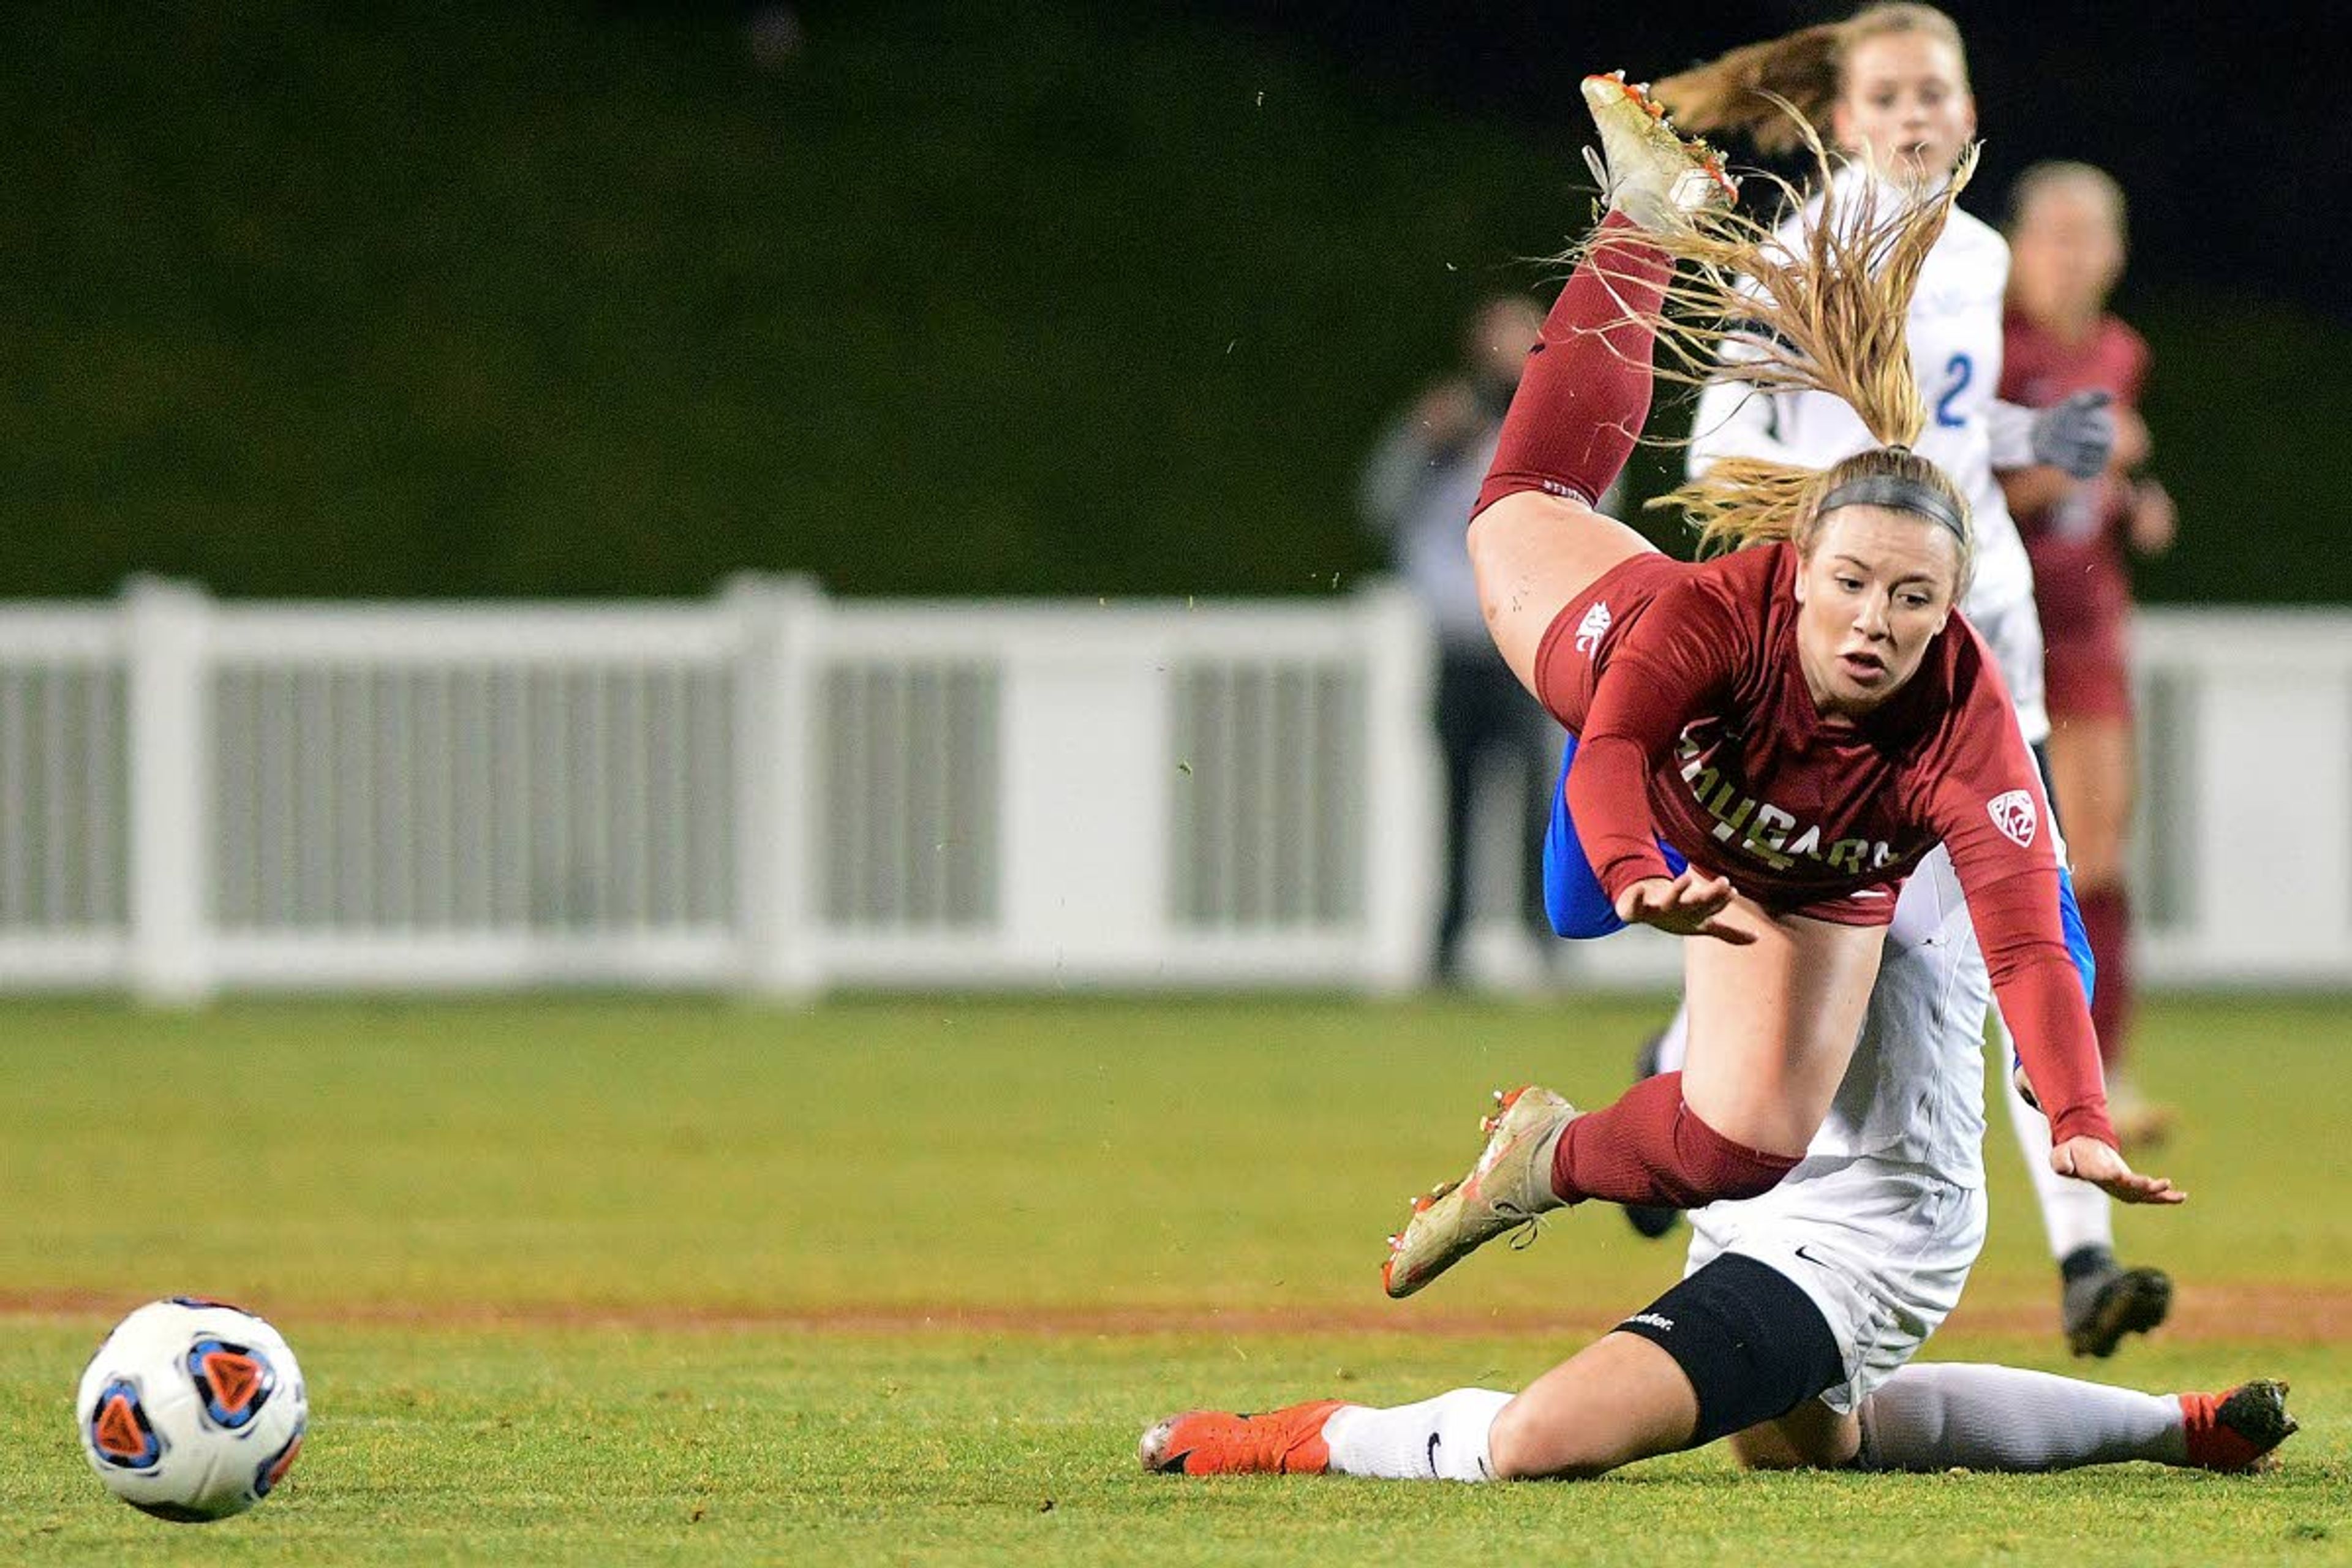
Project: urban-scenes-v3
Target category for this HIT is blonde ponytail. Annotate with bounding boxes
[1605,124,1974,445]
[1567,115,1977,583]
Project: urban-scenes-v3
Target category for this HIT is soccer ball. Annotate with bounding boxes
[75,1297,308,1523]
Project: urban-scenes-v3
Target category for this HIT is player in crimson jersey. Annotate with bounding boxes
[1379,68,2178,1306]
[1137,80,2280,1485]
[1615,6,2171,1362]
[2001,161,2177,1149]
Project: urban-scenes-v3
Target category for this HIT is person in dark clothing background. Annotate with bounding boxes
[1360,295,1589,987]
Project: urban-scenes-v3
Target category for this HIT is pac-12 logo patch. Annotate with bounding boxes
[1987,789,2038,848]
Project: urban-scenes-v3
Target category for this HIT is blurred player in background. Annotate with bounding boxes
[1360,296,1568,989]
[1144,75,2283,1486]
[1615,2,2172,1359]
[1375,70,2178,1310]
[2001,162,2177,1151]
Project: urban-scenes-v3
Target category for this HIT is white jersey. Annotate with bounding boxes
[1687,165,2048,745]
[1681,846,1992,1407]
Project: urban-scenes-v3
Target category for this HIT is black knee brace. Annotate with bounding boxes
[1613,1253,1847,1446]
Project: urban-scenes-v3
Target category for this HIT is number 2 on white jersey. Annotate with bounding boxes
[1934,352,1973,428]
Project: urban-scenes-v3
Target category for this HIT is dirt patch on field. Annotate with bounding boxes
[4,1283,2343,1343]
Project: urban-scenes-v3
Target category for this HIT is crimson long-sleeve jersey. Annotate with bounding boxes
[1535,542,2113,1147]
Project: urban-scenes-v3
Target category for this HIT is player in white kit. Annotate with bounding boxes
[1618,2,2171,1360]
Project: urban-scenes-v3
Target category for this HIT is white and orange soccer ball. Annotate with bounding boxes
[75,1297,308,1522]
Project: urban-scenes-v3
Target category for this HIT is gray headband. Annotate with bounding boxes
[1815,471,1969,548]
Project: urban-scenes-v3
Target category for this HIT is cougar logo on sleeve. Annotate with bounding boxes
[1987,789,2038,848]
[1574,601,1612,657]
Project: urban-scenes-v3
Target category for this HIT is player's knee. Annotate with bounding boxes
[2067,844,2124,891]
[1725,1426,1796,1470]
[1619,1255,1847,1455]
[1727,1414,1860,1471]
[2061,801,2128,888]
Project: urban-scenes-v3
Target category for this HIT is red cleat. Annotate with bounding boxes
[2180,1380,2297,1472]
[1138,1400,1351,1476]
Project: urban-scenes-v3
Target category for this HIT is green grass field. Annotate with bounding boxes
[4,995,2348,1564]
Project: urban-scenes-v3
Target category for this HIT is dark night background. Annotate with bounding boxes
[0,2,2342,604]
[1199,1,2340,320]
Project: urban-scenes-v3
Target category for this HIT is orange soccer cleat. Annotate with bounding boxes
[2180,1380,2297,1472]
[1138,1400,1351,1477]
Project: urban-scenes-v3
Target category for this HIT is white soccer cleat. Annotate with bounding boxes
[1580,71,1738,233]
[1382,1085,1578,1298]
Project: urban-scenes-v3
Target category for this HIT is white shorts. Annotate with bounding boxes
[1684,1156,1987,1413]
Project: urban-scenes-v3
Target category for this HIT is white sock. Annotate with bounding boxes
[1996,1017,2113,1262]
[1857,1363,2184,1472]
[1323,1389,1513,1482]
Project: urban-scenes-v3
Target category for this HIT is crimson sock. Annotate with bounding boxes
[1475,212,1673,515]
[2179,1387,2294,1472]
[1549,1071,1800,1208]
[2078,885,2132,1069]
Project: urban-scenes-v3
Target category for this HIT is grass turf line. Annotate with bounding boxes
[3,996,2348,1563]
[7,1327,2344,1567]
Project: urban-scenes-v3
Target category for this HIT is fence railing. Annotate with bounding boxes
[0,578,2342,1000]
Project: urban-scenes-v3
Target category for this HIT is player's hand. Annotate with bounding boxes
[2113,405,2152,470]
[2029,389,2116,480]
[2052,1136,2185,1205]
[2127,478,2177,556]
[1614,869,1756,945]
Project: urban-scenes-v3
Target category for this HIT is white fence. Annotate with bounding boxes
[2130,611,2352,985]
[0,578,2343,1001]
